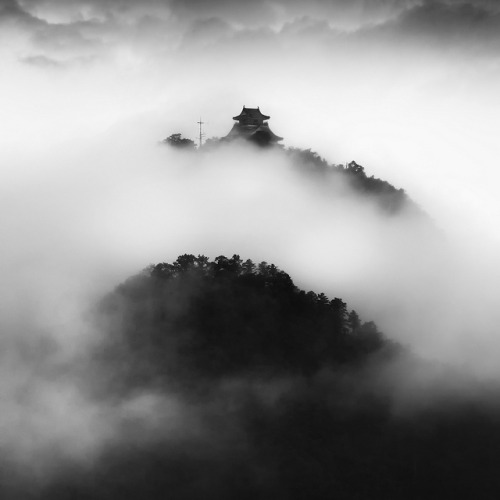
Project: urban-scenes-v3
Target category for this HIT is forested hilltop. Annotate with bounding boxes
[95,254,389,391]
[35,255,500,500]
[168,137,419,216]
[285,148,412,215]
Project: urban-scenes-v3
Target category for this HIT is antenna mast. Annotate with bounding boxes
[197,117,205,148]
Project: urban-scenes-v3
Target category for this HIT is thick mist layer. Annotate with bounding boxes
[0,133,498,495]
[2,0,500,495]
[2,130,498,362]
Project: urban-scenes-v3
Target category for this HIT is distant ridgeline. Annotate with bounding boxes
[163,106,413,215]
[286,149,412,215]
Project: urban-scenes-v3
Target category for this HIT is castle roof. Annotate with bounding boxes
[233,106,270,122]
[223,105,282,146]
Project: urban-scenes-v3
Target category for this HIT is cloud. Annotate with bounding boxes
[7,0,500,71]
[0,0,28,18]
[179,16,235,49]
[373,0,500,49]
[20,53,63,66]
[5,0,500,69]
[0,0,42,26]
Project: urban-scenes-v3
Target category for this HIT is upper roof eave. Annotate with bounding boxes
[233,106,270,121]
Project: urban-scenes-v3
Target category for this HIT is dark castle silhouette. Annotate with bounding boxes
[163,105,283,148]
[223,106,283,146]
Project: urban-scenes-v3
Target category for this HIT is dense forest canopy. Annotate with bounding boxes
[95,253,388,392]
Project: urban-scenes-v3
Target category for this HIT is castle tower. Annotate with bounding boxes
[224,106,283,146]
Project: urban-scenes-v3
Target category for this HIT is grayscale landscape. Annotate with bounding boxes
[1,0,500,498]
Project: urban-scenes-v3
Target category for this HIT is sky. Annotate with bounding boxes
[1,0,500,479]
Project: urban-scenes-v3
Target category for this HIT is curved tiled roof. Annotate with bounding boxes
[233,106,270,121]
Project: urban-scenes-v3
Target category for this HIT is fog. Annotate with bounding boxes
[2,0,500,490]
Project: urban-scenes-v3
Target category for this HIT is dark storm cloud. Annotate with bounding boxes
[12,0,411,31]
[18,0,275,24]
[265,0,500,55]
[0,0,42,25]
[179,17,235,49]
[0,0,106,62]
[7,0,500,61]
[16,0,499,23]
[378,0,500,42]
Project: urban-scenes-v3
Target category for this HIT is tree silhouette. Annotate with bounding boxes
[163,133,195,149]
[95,254,389,387]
